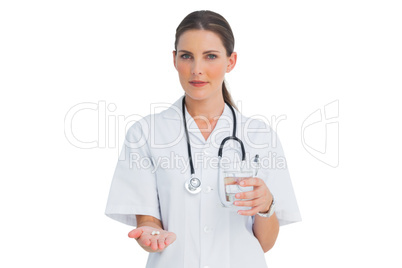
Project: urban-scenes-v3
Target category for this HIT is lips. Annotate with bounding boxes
[189,80,208,87]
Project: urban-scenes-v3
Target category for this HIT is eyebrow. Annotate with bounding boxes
[178,50,221,54]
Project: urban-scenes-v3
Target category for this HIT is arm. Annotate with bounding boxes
[253,212,279,253]
[234,178,279,253]
[136,215,163,229]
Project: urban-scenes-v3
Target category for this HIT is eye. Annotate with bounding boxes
[207,54,217,59]
[180,54,192,59]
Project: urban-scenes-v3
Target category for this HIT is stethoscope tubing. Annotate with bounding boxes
[182,95,246,194]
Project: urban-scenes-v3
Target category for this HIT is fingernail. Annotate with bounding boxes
[240,181,245,186]
[237,211,242,215]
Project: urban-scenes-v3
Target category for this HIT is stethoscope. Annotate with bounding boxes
[182,95,246,194]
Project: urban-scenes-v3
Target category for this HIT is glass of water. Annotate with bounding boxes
[219,170,254,208]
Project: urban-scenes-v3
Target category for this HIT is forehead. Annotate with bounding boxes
[177,30,225,52]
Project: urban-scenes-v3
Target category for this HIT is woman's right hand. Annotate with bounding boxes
[128,226,177,253]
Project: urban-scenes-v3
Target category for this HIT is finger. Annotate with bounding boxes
[235,187,264,200]
[237,206,260,216]
[142,239,151,247]
[137,233,151,247]
[239,177,263,187]
[234,198,264,208]
[165,233,176,246]
[128,228,143,239]
[150,237,158,251]
[157,237,166,250]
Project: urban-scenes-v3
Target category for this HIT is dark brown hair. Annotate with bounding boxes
[174,10,237,110]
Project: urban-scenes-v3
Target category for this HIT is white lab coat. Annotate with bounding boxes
[105,95,302,268]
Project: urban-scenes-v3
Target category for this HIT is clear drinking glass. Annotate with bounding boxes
[219,170,254,207]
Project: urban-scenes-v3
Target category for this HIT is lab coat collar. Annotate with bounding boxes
[161,95,235,144]
[161,95,185,121]
[161,95,233,126]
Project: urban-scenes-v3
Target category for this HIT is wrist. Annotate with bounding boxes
[257,195,275,218]
[259,196,273,213]
[137,221,163,230]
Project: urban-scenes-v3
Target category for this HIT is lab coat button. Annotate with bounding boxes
[204,186,212,193]
[204,226,214,233]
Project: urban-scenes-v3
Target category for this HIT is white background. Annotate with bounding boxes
[1,0,401,267]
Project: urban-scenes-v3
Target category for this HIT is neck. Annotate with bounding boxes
[185,95,225,121]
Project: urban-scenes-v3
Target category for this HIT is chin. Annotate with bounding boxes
[182,88,206,99]
[183,92,211,102]
[183,89,221,102]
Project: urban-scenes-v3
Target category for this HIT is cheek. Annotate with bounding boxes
[206,63,227,79]
[176,62,189,77]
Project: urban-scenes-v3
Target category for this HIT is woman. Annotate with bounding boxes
[105,10,301,268]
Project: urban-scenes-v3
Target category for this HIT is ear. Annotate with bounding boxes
[173,50,177,70]
[226,52,237,73]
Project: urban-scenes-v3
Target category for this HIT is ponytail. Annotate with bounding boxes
[222,80,237,110]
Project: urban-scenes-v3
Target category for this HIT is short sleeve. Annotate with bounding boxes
[105,120,160,226]
[251,122,302,227]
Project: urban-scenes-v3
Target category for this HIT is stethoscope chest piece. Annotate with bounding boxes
[185,176,202,194]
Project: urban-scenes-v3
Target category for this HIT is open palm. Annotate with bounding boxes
[128,226,177,253]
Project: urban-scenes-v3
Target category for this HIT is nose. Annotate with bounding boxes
[191,59,203,75]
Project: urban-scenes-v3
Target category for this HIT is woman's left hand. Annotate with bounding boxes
[234,177,273,216]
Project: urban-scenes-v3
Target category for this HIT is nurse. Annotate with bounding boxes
[105,10,301,268]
